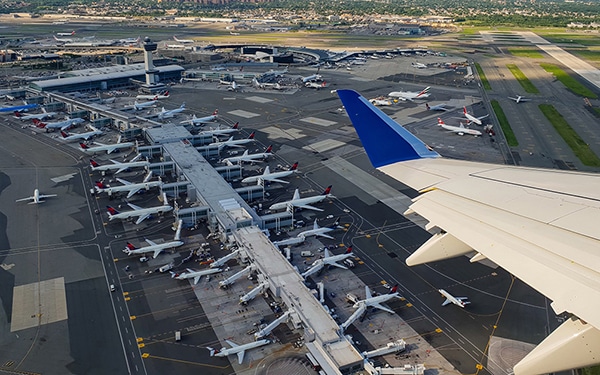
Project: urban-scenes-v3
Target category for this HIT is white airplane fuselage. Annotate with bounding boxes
[241,169,295,184]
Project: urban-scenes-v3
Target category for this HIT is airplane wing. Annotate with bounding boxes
[225,339,238,348]
[115,178,132,186]
[193,276,201,285]
[125,188,142,199]
[15,196,34,202]
[127,203,143,210]
[236,350,245,364]
[135,213,151,225]
[262,177,290,184]
[327,262,348,269]
[152,249,162,258]
[336,89,600,375]
[442,298,452,306]
[145,239,158,246]
[38,194,57,199]
[295,204,323,212]
[315,233,335,240]
[370,303,395,314]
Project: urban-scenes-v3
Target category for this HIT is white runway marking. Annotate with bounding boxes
[228,109,260,118]
[245,96,273,104]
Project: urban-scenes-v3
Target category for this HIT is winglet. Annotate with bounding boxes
[336,90,438,168]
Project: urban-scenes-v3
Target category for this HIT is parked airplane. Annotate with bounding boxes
[95,171,162,198]
[252,78,284,91]
[296,218,341,240]
[508,95,532,103]
[123,220,183,258]
[241,162,299,184]
[57,31,75,36]
[412,62,427,69]
[462,106,488,125]
[207,339,271,364]
[13,108,56,121]
[16,189,57,204]
[183,110,219,126]
[172,267,222,285]
[106,192,172,225]
[437,118,482,136]
[158,103,186,120]
[60,126,102,142]
[341,285,402,331]
[209,132,255,150]
[369,98,392,106]
[301,247,354,279]
[425,103,449,111]
[439,289,470,308]
[198,122,238,137]
[79,136,134,155]
[388,86,430,101]
[335,89,600,375]
[53,35,74,43]
[133,99,157,111]
[173,36,194,44]
[0,102,39,113]
[221,145,272,165]
[268,185,333,212]
[34,117,84,132]
[354,285,402,314]
[301,73,322,83]
[136,91,169,100]
[89,154,150,174]
[305,80,328,90]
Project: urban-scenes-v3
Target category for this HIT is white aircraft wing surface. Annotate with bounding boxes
[295,203,323,211]
[127,202,143,210]
[370,303,394,314]
[336,89,600,375]
[145,239,158,246]
[135,213,151,225]
[116,178,132,186]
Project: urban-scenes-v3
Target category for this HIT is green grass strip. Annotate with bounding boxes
[490,100,518,147]
[540,63,598,99]
[538,104,600,166]
[507,48,544,58]
[474,63,492,91]
[506,64,540,94]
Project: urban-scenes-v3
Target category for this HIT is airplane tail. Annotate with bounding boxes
[322,185,332,195]
[13,111,22,117]
[290,162,298,171]
[106,206,119,216]
[345,246,353,254]
[60,131,69,138]
[336,90,439,168]
[206,347,217,356]
[95,181,106,190]
[437,117,445,126]
[425,103,430,110]
[90,159,100,168]
[265,145,273,153]
[248,132,255,140]
[232,122,238,129]
[79,143,89,149]
[390,284,398,294]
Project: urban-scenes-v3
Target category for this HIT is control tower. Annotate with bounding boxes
[141,37,165,93]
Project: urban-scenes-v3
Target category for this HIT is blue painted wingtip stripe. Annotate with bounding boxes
[337,90,439,168]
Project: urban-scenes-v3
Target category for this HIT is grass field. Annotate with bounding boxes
[475,63,492,90]
[506,64,540,93]
[508,48,544,58]
[542,33,600,46]
[538,104,600,166]
[540,63,598,98]
[491,100,518,147]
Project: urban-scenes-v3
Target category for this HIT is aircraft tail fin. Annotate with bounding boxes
[345,246,353,254]
[322,185,332,195]
[248,132,255,140]
[290,162,298,171]
[90,159,100,168]
[107,206,119,216]
[425,103,430,110]
[336,90,439,168]
[79,143,88,149]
